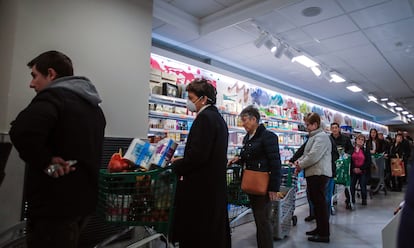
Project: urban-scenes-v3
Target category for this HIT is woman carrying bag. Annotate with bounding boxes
[228,105,282,248]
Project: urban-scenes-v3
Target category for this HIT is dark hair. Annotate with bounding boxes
[304,112,321,128]
[27,50,73,78]
[368,128,378,140]
[240,105,260,123]
[186,78,216,104]
[330,122,340,128]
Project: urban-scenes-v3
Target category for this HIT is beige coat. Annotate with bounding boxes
[298,127,332,178]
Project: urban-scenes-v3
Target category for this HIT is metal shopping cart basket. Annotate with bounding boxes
[96,166,176,248]
[271,185,296,240]
[332,157,352,212]
[226,165,251,228]
[370,154,387,195]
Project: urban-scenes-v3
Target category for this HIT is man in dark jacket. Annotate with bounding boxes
[330,123,353,154]
[9,51,106,248]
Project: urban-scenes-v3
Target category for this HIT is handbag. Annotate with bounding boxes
[241,169,269,195]
[391,155,405,177]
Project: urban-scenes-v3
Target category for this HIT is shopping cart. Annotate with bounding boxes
[370,154,387,195]
[96,166,176,248]
[271,185,297,240]
[226,165,251,228]
[332,157,352,213]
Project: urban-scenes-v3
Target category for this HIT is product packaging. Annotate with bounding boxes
[150,138,178,168]
[123,139,154,170]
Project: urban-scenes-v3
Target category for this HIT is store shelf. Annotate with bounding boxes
[148,128,189,134]
[268,128,307,135]
[149,110,195,120]
[149,94,187,106]
[265,116,304,125]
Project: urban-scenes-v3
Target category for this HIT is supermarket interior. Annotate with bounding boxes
[1,0,414,247]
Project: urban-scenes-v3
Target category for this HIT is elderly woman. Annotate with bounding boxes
[229,105,281,248]
[295,112,331,243]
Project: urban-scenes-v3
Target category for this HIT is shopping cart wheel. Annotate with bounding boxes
[292,215,297,226]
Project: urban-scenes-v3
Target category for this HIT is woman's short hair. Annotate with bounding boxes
[304,112,321,128]
[355,134,366,142]
[186,78,217,104]
[240,105,260,123]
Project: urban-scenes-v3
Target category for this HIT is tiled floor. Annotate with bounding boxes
[231,188,405,248]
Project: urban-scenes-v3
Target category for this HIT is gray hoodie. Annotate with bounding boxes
[45,76,102,105]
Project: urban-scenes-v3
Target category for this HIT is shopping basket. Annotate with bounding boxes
[97,166,176,246]
[271,186,296,240]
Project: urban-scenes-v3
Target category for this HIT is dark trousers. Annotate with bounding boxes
[398,202,414,248]
[27,216,88,248]
[308,178,334,218]
[306,175,330,237]
[249,194,273,248]
[350,173,368,202]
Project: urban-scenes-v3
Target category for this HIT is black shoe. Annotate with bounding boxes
[308,235,330,243]
[346,203,351,209]
[306,229,318,236]
[362,200,367,205]
[304,216,315,222]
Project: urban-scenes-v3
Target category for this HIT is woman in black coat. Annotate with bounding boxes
[350,134,372,206]
[389,133,405,191]
[229,105,282,248]
[171,79,231,248]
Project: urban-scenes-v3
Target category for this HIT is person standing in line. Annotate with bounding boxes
[171,79,231,248]
[397,158,414,248]
[228,105,282,248]
[295,112,331,243]
[389,133,406,192]
[349,134,372,206]
[330,122,353,209]
[9,50,106,248]
[366,128,384,154]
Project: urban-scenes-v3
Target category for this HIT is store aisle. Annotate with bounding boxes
[231,190,405,248]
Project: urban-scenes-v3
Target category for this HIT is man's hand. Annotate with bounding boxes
[44,156,76,178]
[294,161,301,175]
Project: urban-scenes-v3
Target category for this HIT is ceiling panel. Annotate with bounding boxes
[253,10,297,34]
[153,23,199,43]
[302,15,359,40]
[214,0,243,7]
[279,28,315,46]
[152,17,165,29]
[335,0,389,12]
[349,0,413,29]
[321,31,370,53]
[277,0,344,27]
[169,0,224,18]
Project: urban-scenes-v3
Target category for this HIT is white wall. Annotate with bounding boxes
[0,0,153,233]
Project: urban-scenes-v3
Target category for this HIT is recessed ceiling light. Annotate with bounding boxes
[387,102,397,107]
[368,95,377,102]
[346,85,362,92]
[302,7,322,17]
[329,72,346,83]
[395,107,403,111]
[380,98,388,101]
[402,111,409,115]
[292,55,319,68]
[407,114,414,118]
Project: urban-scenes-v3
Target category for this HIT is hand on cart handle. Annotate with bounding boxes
[269,191,280,201]
[293,161,301,175]
[227,156,239,166]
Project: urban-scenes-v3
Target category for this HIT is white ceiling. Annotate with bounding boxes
[151,0,414,127]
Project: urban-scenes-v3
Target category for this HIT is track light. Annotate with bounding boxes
[274,42,287,58]
[284,49,295,60]
[264,40,276,53]
[329,72,346,83]
[254,32,269,48]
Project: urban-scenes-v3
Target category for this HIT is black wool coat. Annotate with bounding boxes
[171,105,231,248]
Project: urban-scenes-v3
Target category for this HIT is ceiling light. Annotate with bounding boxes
[387,102,397,107]
[395,106,403,111]
[329,72,346,83]
[284,49,295,60]
[380,98,388,101]
[407,114,414,118]
[346,85,362,92]
[274,43,287,58]
[402,111,409,115]
[254,32,269,48]
[264,40,276,53]
[311,66,322,77]
[292,55,319,68]
[368,94,377,102]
